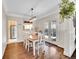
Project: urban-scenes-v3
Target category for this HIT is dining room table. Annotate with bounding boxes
[27,32,46,56]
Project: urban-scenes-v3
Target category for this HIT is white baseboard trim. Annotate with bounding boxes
[45,40,76,57]
[7,39,24,44]
[45,40,64,48]
[16,40,24,43]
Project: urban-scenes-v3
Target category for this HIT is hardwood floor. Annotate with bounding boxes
[3,42,75,59]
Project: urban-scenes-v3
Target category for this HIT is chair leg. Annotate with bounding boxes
[23,40,25,47]
[33,42,36,56]
[43,41,45,51]
[27,41,29,52]
[37,43,40,55]
[25,42,27,49]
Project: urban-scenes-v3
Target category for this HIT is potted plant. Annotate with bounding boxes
[59,0,75,22]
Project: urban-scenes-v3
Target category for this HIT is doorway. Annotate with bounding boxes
[8,20,17,43]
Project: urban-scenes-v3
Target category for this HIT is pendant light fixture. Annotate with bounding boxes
[29,8,37,22]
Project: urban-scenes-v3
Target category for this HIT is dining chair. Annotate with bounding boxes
[23,32,31,49]
[37,33,45,55]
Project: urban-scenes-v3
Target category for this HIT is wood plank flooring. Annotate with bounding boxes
[3,42,75,59]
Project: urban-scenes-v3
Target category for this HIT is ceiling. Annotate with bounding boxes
[3,0,60,19]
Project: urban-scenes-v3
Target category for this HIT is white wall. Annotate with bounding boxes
[2,10,8,56]
[33,17,48,32]
[16,18,24,42]
[64,18,75,57]
[56,17,76,57]
[33,14,56,32]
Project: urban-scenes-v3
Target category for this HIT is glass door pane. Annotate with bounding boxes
[10,25,17,39]
[51,20,56,41]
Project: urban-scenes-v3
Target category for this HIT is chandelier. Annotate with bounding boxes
[24,8,36,30]
[29,8,37,22]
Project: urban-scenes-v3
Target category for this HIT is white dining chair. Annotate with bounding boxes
[37,33,45,55]
[23,32,31,49]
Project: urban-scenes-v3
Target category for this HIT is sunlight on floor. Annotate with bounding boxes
[8,39,17,44]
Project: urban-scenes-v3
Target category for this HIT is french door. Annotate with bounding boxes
[44,20,56,41]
